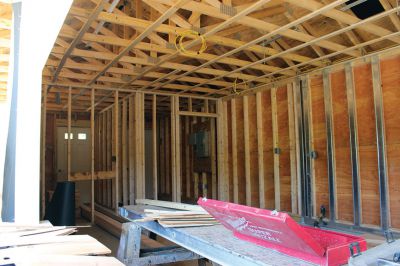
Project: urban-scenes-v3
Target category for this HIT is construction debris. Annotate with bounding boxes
[0,222,123,266]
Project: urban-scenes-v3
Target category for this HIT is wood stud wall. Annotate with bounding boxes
[53,52,400,232]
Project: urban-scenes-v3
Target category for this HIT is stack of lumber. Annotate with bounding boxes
[135,199,219,228]
[0,222,123,266]
[139,209,219,228]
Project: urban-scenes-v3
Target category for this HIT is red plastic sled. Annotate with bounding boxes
[198,198,367,266]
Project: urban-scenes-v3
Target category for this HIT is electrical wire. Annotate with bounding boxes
[175,30,207,56]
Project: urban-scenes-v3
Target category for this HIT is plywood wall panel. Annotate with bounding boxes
[353,64,380,226]
[276,87,291,212]
[330,70,354,222]
[381,55,400,228]
[309,76,330,217]
[248,94,260,207]
[236,98,246,204]
[261,91,275,209]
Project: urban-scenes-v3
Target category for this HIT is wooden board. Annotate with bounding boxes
[276,86,291,212]
[330,70,354,222]
[247,94,259,207]
[353,63,380,226]
[309,75,329,217]
[261,91,275,209]
[381,55,400,229]
[235,97,246,205]
[226,101,234,201]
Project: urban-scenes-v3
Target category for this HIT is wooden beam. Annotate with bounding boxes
[178,111,218,118]
[40,88,47,218]
[271,87,280,210]
[152,94,158,200]
[128,96,135,203]
[256,92,265,208]
[287,83,297,214]
[231,99,238,203]
[51,0,107,84]
[122,99,128,205]
[91,88,95,223]
[67,87,72,180]
[114,91,119,212]
[243,95,251,206]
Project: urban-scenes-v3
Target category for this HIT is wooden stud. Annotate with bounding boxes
[175,96,181,202]
[210,106,217,199]
[67,87,72,180]
[287,83,298,214]
[271,87,280,210]
[40,88,47,218]
[217,99,228,201]
[165,116,170,195]
[256,92,265,208]
[185,116,191,198]
[243,95,251,206]
[128,96,135,203]
[114,91,119,212]
[152,94,158,200]
[90,88,95,223]
[122,99,128,205]
[231,99,238,203]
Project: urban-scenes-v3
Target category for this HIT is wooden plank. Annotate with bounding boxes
[171,96,177,201]
[185,116,190,198]
[67,87,71,180]
[293,81,302,214]
[8,254,123,266]
[222,101,230,201]
[231,99,238,203]
[271,87,280,210]
[135,93,145,199]
[175,96,181,202]
[159,117,165,195]
[135,199,204,212]
[381,55,400,229]
[114,91,119,211]
[248,95,259,207]
[178,111,218,118]
[243,95,251,206]
[102,113,107,205]
[122,99,128,205]
[309,75,329,218]
[128,96,135,204]
[210,108,217,200]
[217,99,227,200]
[165,116,170,195]
[276,86,291,212]
[91,88,95,223]
[354,63,380,226]
[107,110,112,208]
[152,95,158,200]
[235,98,246,204]
[256,92,265,208]
[287,84,297,214]
[331,70,354,222]
[41,89,47,218]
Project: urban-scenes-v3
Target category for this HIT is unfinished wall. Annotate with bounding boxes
[220,53,400,231]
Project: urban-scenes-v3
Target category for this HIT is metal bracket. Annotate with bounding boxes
[385,230,396,244]
[274,147,281,155]
[349,242,362,258]
[220,3,237,16]
[309,151,318,159]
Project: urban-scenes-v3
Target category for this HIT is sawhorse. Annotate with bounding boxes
[117,222,206,265]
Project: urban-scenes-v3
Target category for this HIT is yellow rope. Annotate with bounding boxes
[231,76,248,95]
[175,30,207,56]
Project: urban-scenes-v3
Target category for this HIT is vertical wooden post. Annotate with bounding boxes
[107,110,112,208]
[287,84,298,214]
[122,99,128,205]
[231,99,238,203]
[165,116,170,195]
[171,95,181,202]
[114,91,119,212]
[371,55,390,230]
[40,88,47,218]
[210,105,217,199]
[185,116,190,198]
[243,95,251,206]
[90,88,95,223]
[271,87,280,210]
[217,99,227,200]
[152,94,158,200]
[256,92,265,208]
[135,92,145,199]
[67,86,72,180]
[128,96,135,203]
